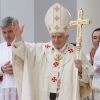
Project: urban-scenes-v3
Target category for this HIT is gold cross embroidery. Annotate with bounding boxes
[54,5,60,12]
[54,16,60,21]
[55,25,60,30]
[64,26,68,32]
[69,8,91,52]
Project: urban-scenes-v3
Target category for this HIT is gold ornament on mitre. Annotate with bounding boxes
[45,3,71,35]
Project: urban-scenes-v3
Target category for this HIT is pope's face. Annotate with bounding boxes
[1,24,15,43]
[51,32,69,49]
[92,31,100,49]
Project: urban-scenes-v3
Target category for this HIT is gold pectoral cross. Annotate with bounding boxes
[70,8,91,52]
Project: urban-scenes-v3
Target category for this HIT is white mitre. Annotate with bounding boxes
[45,3,71,35]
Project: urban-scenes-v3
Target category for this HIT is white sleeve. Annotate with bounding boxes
[12,39,25,61]
[12,38,37,62]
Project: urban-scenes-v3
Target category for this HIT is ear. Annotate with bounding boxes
[20,25,24,34]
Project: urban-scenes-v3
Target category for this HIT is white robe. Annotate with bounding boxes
[0,42,16,88]
[92,43,100,100]
[12,40,93,100]
[0,42,18,100]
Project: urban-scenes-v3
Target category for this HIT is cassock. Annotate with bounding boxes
[12,41,93,100]
[0,42,18,100]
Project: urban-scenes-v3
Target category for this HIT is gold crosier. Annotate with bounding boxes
[69,8,91,100]
[70,8,91,54]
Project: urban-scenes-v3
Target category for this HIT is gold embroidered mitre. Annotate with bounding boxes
[45,3,71,34]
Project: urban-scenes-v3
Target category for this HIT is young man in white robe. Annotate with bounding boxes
[12,3,93,100]
[0,17,19,100]
[92,42,100,100]
[86,28,100,100]
[87,28,100,65]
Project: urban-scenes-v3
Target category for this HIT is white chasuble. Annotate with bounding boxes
[12,41,92,100]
